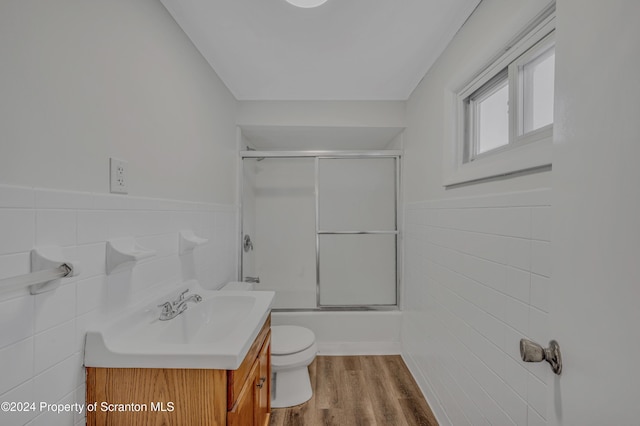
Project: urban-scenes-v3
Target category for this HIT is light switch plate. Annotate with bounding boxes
[110,158,128,194]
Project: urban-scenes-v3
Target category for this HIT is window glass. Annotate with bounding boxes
[476,82,510,155]
[523,47,555,133]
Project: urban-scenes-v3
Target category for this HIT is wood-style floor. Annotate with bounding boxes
[270,355,438,426]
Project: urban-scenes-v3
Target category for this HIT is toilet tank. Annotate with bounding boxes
[220,281,255,291]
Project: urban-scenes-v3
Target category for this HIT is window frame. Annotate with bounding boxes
[443,10,556,187]
[465,67,510,163]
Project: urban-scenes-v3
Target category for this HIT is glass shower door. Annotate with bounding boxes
[317,157,398,306]
[242,157,317,309]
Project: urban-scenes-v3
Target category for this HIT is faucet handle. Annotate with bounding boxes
[174,289,189,304]
[157,301,173,315]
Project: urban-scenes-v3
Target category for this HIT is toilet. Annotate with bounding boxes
[219,282,318,408]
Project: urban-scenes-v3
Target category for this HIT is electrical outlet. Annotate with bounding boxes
[110,158,128,194]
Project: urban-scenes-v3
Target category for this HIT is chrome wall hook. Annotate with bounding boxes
[243,234,254,252]
[520,338,562,375]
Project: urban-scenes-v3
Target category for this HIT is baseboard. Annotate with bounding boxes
[401,352,452,426]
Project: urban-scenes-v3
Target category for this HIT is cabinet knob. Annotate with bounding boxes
[256,377,266,389]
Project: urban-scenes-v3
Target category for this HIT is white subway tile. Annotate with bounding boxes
[76,276,106,316]
[74,384,86,425]
[106,211,136,238]
[463,207,531,239]
[437,371,474,426]
[29,395,76,426]
[0,295,34,349]
[528,405,547,426]
[456,230,508,265]
[505,267,530,303]
[35,188,93,210]
[404,193,551,426]
[461,255,507,293]
[136,233,178,258]
[74,243,106,279]
[104,270,134,312]
[531,207,552,242]
[0,210,35,255]
[34,354,82,404]
[527,372,547,420]
[531,241,552,278]
[528,307,549,347]
[503,355,528,399]
[504,325,526,361]
[0,252,30,281]
[131,256,180,295]
[0,191,236,426]
[34,283,76,333]
[0,337,33,395]
[475,311,506,350]
[75,309,103,355]
[530,273,550,312]
[34,319,76,374]
[92,193,131,211]
[505,296,529,336]
[497,385,528,426]
[36,210,76,247]
[506,238,531,271]
[0,380,37,425]
[450,352,509,426]
[76,211,109,245]
[0,184,35,208]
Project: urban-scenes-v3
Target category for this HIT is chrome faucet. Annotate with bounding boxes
[158,289,202,321]
[244,276,260,284]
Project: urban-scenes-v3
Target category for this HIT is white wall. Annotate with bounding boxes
[401,1,555,425]
[548,1,640,424]
[0,1,238,425]
[0,0,237,204]
[403,0,554,203]
[236,101,405,128]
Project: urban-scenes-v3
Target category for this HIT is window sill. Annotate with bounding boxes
[442,137,552,187]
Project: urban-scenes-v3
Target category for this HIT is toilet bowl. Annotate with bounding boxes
[270,325,317,408]
[219,282,318,408]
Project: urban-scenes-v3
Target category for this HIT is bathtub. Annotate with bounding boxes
[271,310,401,355]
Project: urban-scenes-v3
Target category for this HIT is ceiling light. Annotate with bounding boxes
[285,0,328,8]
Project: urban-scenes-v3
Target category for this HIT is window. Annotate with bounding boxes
[443,6,555,186]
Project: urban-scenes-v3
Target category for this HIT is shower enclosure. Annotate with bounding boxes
[240,151,400,310]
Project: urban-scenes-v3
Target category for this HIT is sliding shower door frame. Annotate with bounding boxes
[240,150,402,312]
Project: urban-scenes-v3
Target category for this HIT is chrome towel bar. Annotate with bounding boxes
[0,264,72,293]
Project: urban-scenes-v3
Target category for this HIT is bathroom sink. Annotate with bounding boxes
[84,281,274,370]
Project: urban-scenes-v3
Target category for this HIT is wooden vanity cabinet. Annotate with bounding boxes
[227,317,271,426]
[86,315,271,426]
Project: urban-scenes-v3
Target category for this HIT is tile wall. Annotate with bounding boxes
[402,189,552,426]
[0,184,237,426]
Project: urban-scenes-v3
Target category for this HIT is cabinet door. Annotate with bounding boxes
[228,361,258,426]
[255,335,271,426]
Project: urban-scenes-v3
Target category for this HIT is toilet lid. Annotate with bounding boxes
[271,326,316,355]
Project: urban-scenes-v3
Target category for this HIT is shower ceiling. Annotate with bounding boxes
[159,0,480,100]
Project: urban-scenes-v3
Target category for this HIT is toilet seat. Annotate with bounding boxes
[271,342,318,370]
[271,325,316,355]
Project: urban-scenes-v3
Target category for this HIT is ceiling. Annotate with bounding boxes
[160,0,481,101]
